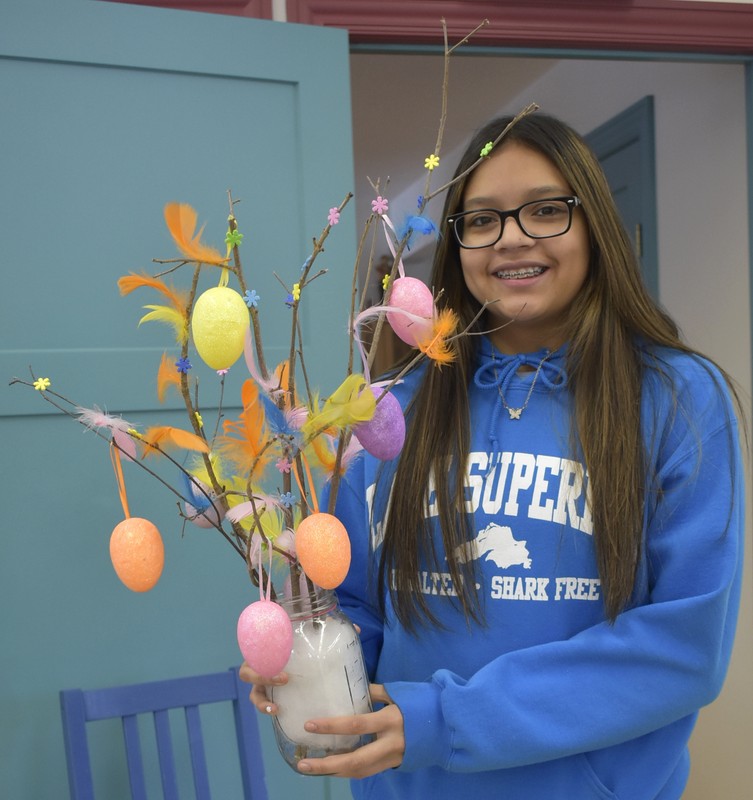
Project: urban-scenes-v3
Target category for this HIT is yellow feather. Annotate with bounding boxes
[302,373,375,440]
[139,305,189,345]
[255,506,285,543]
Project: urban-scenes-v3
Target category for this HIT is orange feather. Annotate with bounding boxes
[156,352,183,403]
[164,202,228,266]
[416,309,459,366]
[218,379,270,474]
[141,426,210,457]
[272,360,293,405]
[117,272,188,311]
[308,433,337,475]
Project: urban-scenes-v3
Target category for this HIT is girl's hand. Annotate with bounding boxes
[295,684,405,779]
[238,661,288,716]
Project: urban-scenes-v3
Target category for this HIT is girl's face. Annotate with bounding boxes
[458,141,590,354]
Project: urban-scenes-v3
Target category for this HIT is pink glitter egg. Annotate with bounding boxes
[237,600,293,678]
[386,277,434,346]
[353,387,405,461]
[295,513,351,590]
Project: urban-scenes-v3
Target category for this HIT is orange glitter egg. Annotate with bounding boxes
[109,517,165,592]
[295,512,351,590]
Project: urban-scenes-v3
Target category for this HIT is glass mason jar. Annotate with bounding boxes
[270,587,373,770]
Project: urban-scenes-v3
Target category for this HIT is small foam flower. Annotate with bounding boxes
[371,196,389,215]
[216,368,229,376]
[285,292,295,308]
[225,229,244,248]
[279,491,296,508]
[195,412,203,429]
[292,283,301,301]
[33,377,51,391]
[424,154,440,171]
[480,141,494,157]
[276,458,292,474]
[416,195,424,210]
[244,289,260,308]
[127,428,143,439]
[175,357,192,373]
[328,207,340,226]
[382,274,391,291]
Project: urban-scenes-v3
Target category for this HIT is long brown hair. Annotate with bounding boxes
[377,112,738,628]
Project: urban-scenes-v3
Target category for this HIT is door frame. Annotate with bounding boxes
[134,0,753,53]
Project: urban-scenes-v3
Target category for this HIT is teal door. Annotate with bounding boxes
[586,97,659,298]
[0,1,355,797]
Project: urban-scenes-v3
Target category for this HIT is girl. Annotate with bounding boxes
[242,113,745,799]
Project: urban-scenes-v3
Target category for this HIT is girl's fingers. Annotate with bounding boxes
[297,700,405,778]
[250,683,276,714]
[369,683,393,705]
[239,661,288,688]
[239,661,288,715]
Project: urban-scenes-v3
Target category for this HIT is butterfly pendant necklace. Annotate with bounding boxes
[492,349,553,420]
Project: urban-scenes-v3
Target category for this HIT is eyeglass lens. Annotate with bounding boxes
[453,198,575,247]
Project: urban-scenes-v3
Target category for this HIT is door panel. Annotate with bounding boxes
[0,1,355,797]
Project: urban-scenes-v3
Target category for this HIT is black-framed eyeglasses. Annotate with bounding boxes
[447,196,581,249]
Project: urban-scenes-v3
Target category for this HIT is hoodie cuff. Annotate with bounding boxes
[384,679,448,771]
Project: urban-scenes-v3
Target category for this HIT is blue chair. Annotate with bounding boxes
[60,666,268,800]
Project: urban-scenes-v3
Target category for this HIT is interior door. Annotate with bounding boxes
[586,96,659,299]
[0,1,355,797]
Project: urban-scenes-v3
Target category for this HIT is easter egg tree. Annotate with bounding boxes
[10,17,536,768]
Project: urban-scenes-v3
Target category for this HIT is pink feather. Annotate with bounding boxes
[76,406,138,461]
[285,405,309,431]
[243,329,283,396]
[76,405,134,432]
[226,494,284,524]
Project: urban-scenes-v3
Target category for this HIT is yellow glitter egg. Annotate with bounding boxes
[191,286,249,370]
[295,512,351,590]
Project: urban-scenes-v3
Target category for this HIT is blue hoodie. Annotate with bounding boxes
[327,338,744,800]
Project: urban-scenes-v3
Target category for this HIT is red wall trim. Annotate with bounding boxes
[110,1,753,55]
[287,0,753,55]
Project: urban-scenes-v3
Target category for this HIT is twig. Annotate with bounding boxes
[447,18,490,54]
[10,375,246,558]
[425,103,540,203]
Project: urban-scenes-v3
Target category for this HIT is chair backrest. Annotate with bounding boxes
[60,666,268,800]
